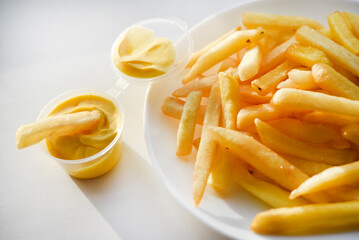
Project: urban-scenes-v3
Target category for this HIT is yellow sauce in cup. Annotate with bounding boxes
[112,26,176,78]
[45,94,122,179]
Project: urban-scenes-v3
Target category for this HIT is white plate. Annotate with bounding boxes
[144,0,359,239]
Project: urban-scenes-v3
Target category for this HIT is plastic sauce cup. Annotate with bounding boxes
[37,89,125,179]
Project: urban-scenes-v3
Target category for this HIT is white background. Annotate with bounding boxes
[0,1,242,239]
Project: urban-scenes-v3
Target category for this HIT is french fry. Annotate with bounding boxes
[312,63,359,100]
[272,88,359,117]
[239,85,273,104]
[209,126,329,203]
[209,145,235,192]
[328,11,359,55]
[232,161,309,208]
[251,200,359,235]
[276,78,297,89]
[193,82,221,206]
[296,25,359,77]
[218,71,241,129]
[252,60,298,95]
[183,29,265,84]
[238,45,262,81]
[255,119,356,165]
[343,11,359,38]
[217,57,238,73]
[161,97,206,124]
[304,112,359,128]
[283,155,332,176]
[16,111,101,149]
[342,123,359,146]
[290,161,359,199]
[172,75,217,97]
[242,12,323,30]
[288,68,317,90]
[285,43,333,68]
[186,27,241,68]
[268,118,350,149]
[237,103,294,129]
[318,28,333,39]
[261,28,295,44]
[176,91,202,156]
[259,36,297,76]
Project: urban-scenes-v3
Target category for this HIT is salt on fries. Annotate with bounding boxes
[161,10,359,236]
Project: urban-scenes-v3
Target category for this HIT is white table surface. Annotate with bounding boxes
[0,1,242,239]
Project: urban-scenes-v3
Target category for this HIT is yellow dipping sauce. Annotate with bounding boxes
[45,94,122,179]
[112,26,176,78]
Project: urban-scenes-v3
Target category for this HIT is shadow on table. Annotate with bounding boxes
[73,142,229,240]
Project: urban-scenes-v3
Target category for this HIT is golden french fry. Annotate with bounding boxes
[312,63,359,100]
[251,200,359,235]
[242,12,323,30]
[176,91,202,156]
[238,45,262,81]
[328,11,359,55]
[232,161,309,208]
[318,28,333,39]
[193,82,221,206]
[237,103,294,129]
[161,97,206,125]
[283,155,332,176]
[172,75,217,97]
[186,27,241,68]
[259,36,297,76]
[342,123,359,146]
[288,68,317,90]
[218,57,238,73]
[290,161,359,199]
[209,145,235,192]
[209,126,308,190]
[303,111,359,126]
[343,11,359,38]
[239,85,273,104]
[272,88,359,117]
[256,35,278,55]
[183,29,265,84]
[209,126,329,203]
[268,118,350,149]
[296,25,359,77]
[16,111,101,149]
[276,78,297,89]
[285,43,333,68]
[255,118,356,165]
[218,71,241,129]
[261,28,296,44]
[252,60,298,95]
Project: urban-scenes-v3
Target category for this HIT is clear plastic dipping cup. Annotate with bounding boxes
[37,89,125,179]
[108,17,193,96]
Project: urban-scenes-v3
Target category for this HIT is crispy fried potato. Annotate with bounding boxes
[252,60,298,95]
[161,97,206,124]
[251,200,359,235]
[290,161,359,199]
[288,68,317,90]
[232,161,309,208]
[16,111,101,149]
[272,88,359,117]
[312,63,359,100]
[176,91,202,156]
[296,26,359,77]
[193,82,221,206]
[342,11,359,38]
[255,118,356,165]
[183,29,265,84]
[172,75,217,98]
[238,45,262,81]
[242,12,323,30]
[328,11,359,55]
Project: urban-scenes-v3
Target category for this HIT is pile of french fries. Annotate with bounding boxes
[161,11,359,235]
